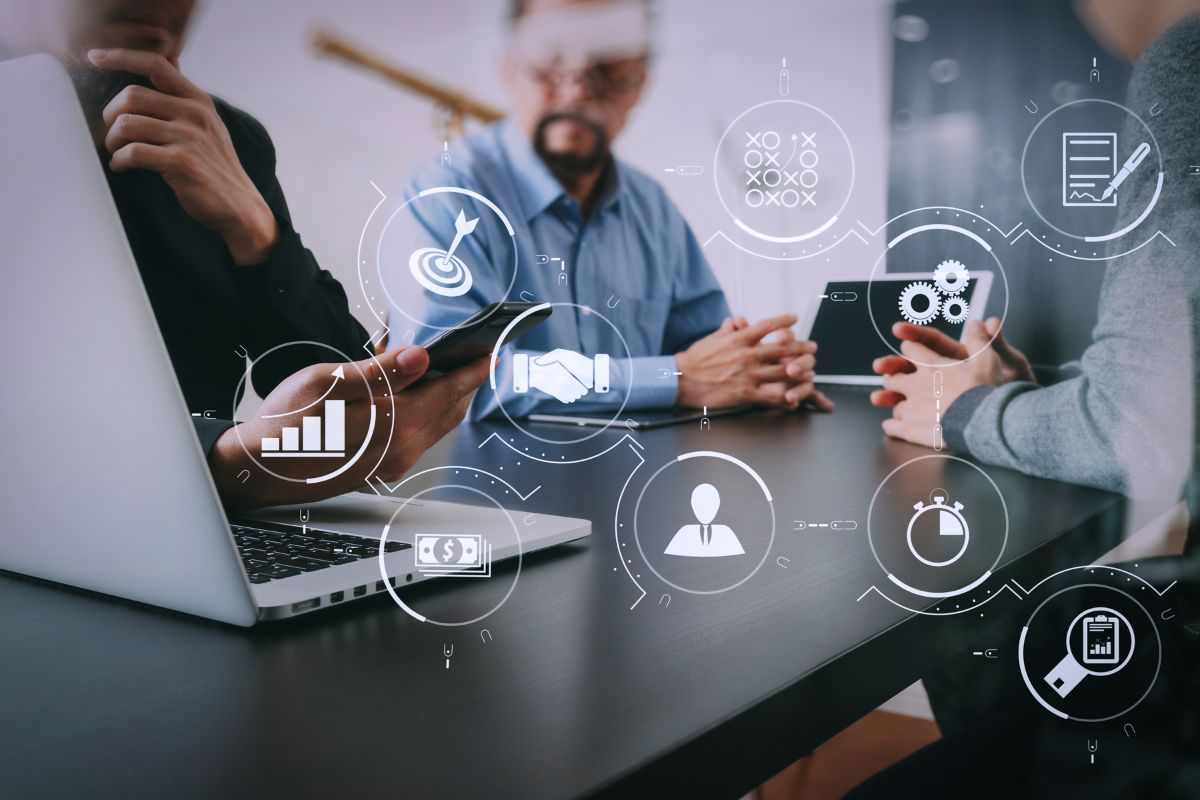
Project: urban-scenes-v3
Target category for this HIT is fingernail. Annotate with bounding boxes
[395,347,424,374]
[87,48,108,63]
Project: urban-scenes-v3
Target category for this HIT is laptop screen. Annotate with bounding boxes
[809,279,979,378]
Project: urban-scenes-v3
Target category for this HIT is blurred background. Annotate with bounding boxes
[179,0,1129,368]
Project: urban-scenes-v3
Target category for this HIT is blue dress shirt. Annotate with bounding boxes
[390,121,730,420]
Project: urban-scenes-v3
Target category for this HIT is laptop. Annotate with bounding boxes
[803,273,993,385]
[0,54,589,625]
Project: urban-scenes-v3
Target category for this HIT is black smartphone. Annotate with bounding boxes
[418,301,552,379]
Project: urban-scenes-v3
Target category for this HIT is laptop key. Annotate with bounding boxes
[304,550,357,565]
[272,555,329,572]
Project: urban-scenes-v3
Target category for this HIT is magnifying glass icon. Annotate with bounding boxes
[1043,606,1135,698]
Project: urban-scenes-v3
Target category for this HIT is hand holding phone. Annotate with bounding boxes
[418,302,552,380]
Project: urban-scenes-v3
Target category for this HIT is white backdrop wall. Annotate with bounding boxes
[183,0,893,333]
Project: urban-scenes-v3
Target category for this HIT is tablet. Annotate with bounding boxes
[527,405,754,430]
[802,272,993,385]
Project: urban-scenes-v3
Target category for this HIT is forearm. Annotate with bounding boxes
[945,371,1191,498]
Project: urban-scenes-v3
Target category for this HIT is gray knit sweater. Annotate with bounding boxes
[942,15,1200,501]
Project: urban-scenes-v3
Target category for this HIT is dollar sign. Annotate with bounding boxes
[441,538,455,563]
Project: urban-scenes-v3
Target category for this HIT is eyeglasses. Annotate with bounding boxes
[518,57,647,98]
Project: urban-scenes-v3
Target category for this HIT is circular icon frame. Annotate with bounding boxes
[488,302,635,447]
[367,186,519,333]
[712,98,856,246]
[1020,98,1164,244]
[231,340,394,485]
[1017,584,1162,723]
[378,468,523,627]
[632,450,776,596]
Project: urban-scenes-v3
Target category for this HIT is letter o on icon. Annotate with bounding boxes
[745,189,765,207]
[799,149,819,169]
[761,130,781,150]
[800,169,819,188]
[744,149,764,168]
[763,169,782,187]
[780,189,800,207]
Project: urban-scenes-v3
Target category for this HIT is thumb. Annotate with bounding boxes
[964,320,991,357]
[330,346,430,399]
[533,348,567,366]
[983,317,1020,362]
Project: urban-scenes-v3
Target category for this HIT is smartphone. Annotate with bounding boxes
[418,302,552,379]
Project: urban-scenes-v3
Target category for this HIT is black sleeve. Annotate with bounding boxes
[216,101,372,396]
[193,417,236,455]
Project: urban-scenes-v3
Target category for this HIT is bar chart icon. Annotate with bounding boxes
[260,399,346,458]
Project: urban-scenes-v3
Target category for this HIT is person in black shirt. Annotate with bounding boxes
[3,0,488,509]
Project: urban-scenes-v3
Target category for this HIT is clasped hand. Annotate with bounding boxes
[870,317,1034,447]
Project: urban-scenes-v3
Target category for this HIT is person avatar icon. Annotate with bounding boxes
[664,483,746,558]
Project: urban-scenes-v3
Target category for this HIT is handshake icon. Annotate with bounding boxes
[513,350,611,404]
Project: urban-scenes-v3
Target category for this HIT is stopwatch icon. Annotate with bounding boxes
[906,491,970,567]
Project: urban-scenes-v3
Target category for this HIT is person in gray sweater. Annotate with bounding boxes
[871,4,1200,508]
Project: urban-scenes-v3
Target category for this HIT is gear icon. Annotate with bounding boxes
[942,295,970,324]
[933,260,970,295]
[899,281,941,325]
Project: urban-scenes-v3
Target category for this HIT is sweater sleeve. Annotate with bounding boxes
[945,17,1200,499]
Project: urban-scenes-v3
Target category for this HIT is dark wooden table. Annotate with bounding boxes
[0,389,1124,798]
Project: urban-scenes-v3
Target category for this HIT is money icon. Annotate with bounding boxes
[414,534,492,578]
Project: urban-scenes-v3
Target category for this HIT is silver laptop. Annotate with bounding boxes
[802,273,993,385]
[0,54,589,625]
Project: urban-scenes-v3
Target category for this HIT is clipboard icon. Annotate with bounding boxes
[1082,613,1120,665]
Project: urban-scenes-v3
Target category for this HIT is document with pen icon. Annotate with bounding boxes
[1063,132,1118,207]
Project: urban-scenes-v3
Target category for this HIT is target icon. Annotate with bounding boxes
[408,209,479,298]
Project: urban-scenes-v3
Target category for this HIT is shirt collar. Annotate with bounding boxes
[498,119,624,222]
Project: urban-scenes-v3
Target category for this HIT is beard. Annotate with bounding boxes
[532,112,610,189]
[65,60,153,120]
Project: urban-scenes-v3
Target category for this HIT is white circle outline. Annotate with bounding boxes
[632,450,776,596]
[378,480,522,627]
[488,302,634,446]
[1019,98,1164,243]
[231,340,393,485]
[866,221,1010,368]
[374,186,519,332]
[866,454,1008,599]
[712,99,856,244]
[1017,584,1162,723]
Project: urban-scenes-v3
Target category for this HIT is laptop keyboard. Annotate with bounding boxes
[230,520,409,584]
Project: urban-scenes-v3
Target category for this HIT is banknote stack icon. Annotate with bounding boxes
[415,534,492,578]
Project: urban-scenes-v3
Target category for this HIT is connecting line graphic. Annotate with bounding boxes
[855,582,1022,616]
[368,466,542,503]
[1010,565,1177,598]
[355,180,391,330]
[700,227,867,260]
[1010,226,1175,260]
[933,369,944,451]
[476,430,645,465]
[613,441,648,610]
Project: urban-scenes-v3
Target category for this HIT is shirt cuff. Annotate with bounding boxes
[942,385,994,453]
[622,356,679,410]
[225,220,314,299]
[193,418,237,455]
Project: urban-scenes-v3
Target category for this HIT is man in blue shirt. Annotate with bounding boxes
[388,0,829,420]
